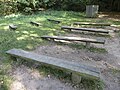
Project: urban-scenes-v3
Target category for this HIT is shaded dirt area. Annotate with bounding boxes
[33,43,119,69]
[98,12,120,21]
[10,65,80,90]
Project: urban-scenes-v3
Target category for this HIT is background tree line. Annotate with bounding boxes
[0,0,120,15]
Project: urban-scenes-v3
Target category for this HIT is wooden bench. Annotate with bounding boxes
[9,24,17,30]
[61,26,109,34]
[30,21,41,26]
[47,19,61,24]
[6,49,101,83]
[31,8,45,12]
[73,22,111,26]
[41,36,105,47]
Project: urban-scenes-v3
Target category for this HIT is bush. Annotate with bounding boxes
[0,0,120,15]
[0,1,17,16]
[23,7,33,14]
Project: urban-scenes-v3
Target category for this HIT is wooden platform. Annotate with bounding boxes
[6,49,101,80]
[61,26,109,34]
[73,22,111,26]
[41,36,105,45]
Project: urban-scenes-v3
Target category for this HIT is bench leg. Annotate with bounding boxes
[77,25,79,27]
[47,38,54,41]
[10,56,17,61]
[71,24,73,27]
[109,32,115,37]
[72,73,81,84]
[86,42,90,48]
[51,38,55,41]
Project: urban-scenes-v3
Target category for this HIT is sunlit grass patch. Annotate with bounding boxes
[0,11,86,54]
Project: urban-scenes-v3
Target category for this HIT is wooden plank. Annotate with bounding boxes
[9,24,17,30]
[6,49,101,79]
[73,22,111,26]
[47,19,61,24]
[41,36,105,44]
[30,21,41,26]
[61,26,109,34]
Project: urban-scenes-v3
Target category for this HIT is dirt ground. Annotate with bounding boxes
[10,31,120,90]
[99,12,120,21]
[10,65,80,90]
[9,14,120,90]
[32,35,120,90]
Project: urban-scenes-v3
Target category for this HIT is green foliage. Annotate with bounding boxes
[0,1,17,16]
[23,7,33,14]
[82,78,104,90]
[0,0,120,15]
[0,59,12,90]
[9,0,100,13]
[0,3,4,15]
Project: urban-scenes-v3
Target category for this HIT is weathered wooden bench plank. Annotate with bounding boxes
[61,26,109,34]
[73,22,111,26]
[41,36,105,44]
[6,49,101,80]
[9,24,17,30]
[30,21,41,26]
[47,19,61,24]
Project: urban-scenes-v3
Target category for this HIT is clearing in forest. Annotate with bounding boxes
[0,11,120,90]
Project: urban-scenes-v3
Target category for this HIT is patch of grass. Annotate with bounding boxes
[111,21,120,26]
[88,47,107,53]
[0,11,86,53]
[68,43,86,49]
[109,68,120,74]
[81,78,104,90]
[0,60,12,90]
[0,75,11,90]
[38,65,71,81]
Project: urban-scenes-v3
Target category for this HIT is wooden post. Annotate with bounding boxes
[86,42,90,48]
[72,73,82,84]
